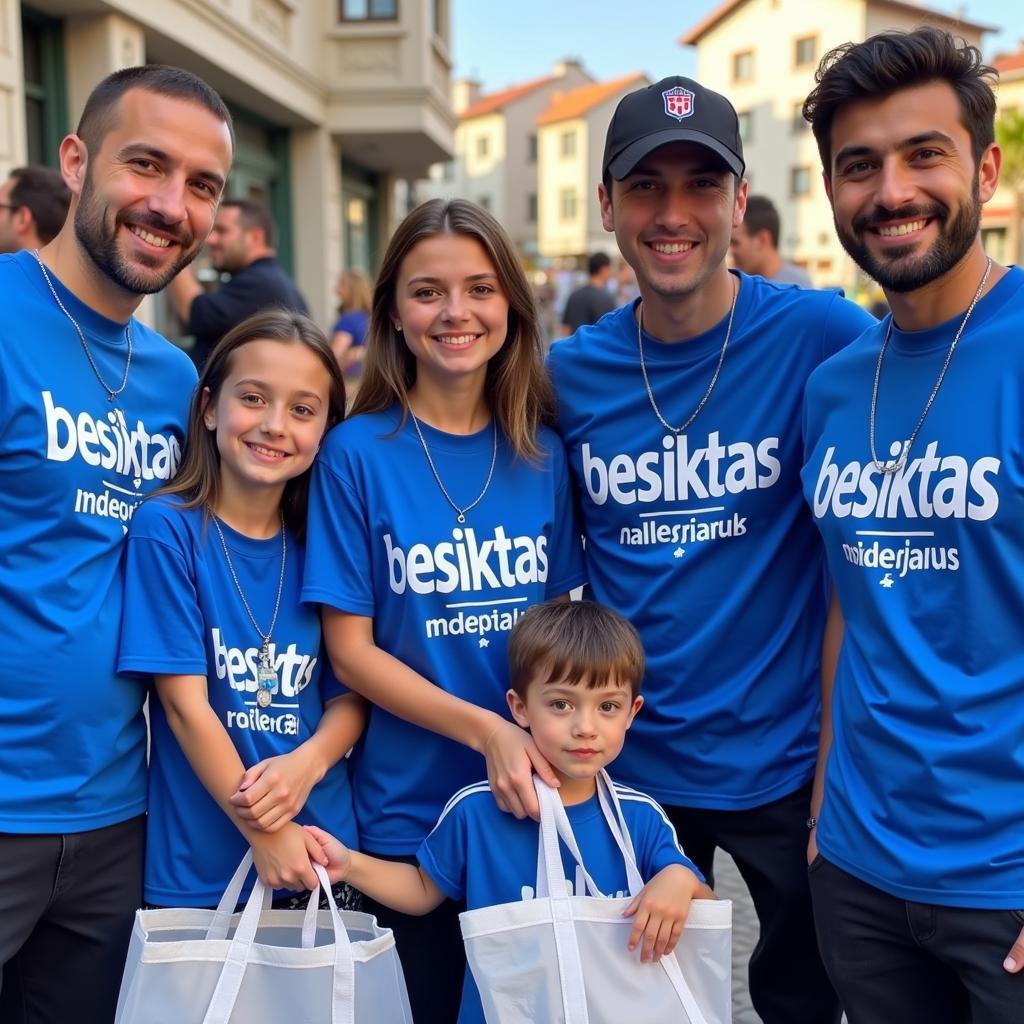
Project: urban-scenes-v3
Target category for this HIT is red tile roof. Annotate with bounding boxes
[536,73,647,126]
[460,74,559,120]
[994,48,1024,74]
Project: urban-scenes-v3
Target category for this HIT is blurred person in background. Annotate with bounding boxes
[559,250,617,335]
[0,164,70,253]
[331,267,372,375]
[730,194,813,286]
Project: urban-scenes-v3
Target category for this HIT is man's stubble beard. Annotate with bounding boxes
[834,179,981,295]
[73,172,198,295]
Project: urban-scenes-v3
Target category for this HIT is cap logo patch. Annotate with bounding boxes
[663,86,695,121]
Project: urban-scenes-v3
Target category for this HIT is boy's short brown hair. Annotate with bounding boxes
[507,600,645,700]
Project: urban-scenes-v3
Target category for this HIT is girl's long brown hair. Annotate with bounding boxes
[350,198,554,461]
[157,309,346,538]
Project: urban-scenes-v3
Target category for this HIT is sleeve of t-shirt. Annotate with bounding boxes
[118,503,207,677]
[302,452,376,615]
[544,437,587,597]
[188,276,262,341]
[416,799,470,901]
[622,791,706,884]
[820,291,875,362]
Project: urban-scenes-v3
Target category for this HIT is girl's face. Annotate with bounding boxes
[203,339,331,503]
[393,233,510,393]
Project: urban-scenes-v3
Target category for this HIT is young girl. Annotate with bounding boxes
[119,310,363,908]
[301,199,587,1020]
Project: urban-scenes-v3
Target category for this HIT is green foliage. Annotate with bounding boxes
[996,109,1024,193]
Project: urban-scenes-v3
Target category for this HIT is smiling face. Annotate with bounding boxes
[825,80,999,294]
[72,87,232,295]
[600,141,746,304]
[508,674,643,804]
[392,232,510,395]
[203,338,332,506]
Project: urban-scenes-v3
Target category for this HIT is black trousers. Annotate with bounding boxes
[361,851,466,1024]
[809,854,1024,1024]
[664,782,841,1024]
[0,815,145,1024]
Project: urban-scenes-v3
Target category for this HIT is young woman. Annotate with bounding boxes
[118,310,363,909]
[302,199,586,1020]
[330,268,372,373]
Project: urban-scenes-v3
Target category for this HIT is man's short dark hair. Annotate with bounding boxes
[803,27,997,174]
[9,165,70,244]
[588,252,611,277]
[76,64,234,154]
[741,195,780,249]
[221,198,276,249]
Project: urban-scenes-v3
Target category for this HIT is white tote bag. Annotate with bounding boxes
[114,852,412,1024]
[460,772,732,1024]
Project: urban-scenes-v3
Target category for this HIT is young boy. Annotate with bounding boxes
[307,600,712,1024]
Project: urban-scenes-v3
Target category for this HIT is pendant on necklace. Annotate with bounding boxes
[457,513,466,524]
[256,644,277,708]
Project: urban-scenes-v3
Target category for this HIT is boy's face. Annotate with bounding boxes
[507,674,643,800]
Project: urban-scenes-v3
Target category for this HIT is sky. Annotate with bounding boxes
[452,0,1023,94]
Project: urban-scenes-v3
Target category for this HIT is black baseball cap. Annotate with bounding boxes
[603,76,745,180]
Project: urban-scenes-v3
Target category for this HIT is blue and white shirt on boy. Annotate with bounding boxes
[0,249,197,834]
[119,496,357,906]
[549,274,875,811]
[303,409,587,854]
[419,779,704,1024]
[802,266,1024,909]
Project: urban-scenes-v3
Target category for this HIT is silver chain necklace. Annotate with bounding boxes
[869,255,992,475]
[638,276,738,435]
[409,409,498,524]
[210,510,287,708]
[32,249,132,403]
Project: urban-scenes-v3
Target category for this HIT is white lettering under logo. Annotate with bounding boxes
[812,442,1000,521]
[384,527,548,596]
[582,432,781,506]
[212,629,316,699]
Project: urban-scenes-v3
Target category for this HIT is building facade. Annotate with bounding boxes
[2,0,455,333]
[421,59,593,259]
[986,45,1024,265]
[680,0,990,295]
[535,72,648,262]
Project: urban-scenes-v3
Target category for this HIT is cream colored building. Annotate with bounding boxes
[536,72,648,261]
[985,45,1024,264]
[680,0,990,295]
[1,0,454,334]
[421,60,593,258]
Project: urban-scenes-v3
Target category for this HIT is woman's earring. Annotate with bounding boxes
[394,323,403,333]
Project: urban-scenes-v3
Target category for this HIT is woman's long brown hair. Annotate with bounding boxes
[350,198,554,461]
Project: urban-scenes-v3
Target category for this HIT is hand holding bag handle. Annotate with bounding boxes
[202,859,356,1024]
[534,775,710,1024]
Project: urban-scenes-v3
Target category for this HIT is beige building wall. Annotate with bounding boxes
[986,66,1024,264]
[686,0,986,294]
[1,0,454,329]
[460,112,506,218]
[538,117,589,258]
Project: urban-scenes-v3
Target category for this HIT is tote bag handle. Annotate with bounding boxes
[202,861,356,1024]
[533,776,710,1024]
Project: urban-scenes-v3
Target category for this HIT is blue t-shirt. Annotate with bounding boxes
[549,273,875,810]
[118,497,357,906]
[332,310,370,349]
[801,265,1024,908]
[302,408,587,853]
[0,250,197,832]
[418,779,703,1024]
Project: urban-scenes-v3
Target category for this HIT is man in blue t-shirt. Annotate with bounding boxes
[548,76,876,1023]
[800,28,1024,1022]
[0,68,233,1024]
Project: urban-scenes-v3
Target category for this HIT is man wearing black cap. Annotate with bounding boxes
[547,76,873,1023]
